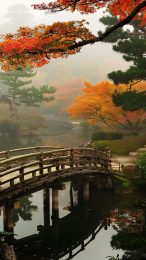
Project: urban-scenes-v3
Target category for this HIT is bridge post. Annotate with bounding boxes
[43,188,50,227]
[69,248,73,259]
[70,182,74,211]
[3,200,14,234]
[61,164,65,170]
[39,153,43,175]
[56,159,60,172]
[107,150,112,170]
[6,151,10,159]
[36,146,40,153]
[94,150,97,167]
[78,179,90,205]
[52,189,59,223]
[70,148,74,169]
[82,179,90,203]
[81,241,85,250]
[20,166,24,183]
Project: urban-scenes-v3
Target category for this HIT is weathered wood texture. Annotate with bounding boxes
[0,147,112,195]
[0,146,63,161]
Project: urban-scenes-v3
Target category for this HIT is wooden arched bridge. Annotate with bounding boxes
[0,146,116,200]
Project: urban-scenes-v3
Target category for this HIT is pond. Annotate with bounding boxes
[0,176,146,260]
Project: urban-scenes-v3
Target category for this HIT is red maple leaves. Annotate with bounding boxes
[0,22,94,71]
[0,1,146,70]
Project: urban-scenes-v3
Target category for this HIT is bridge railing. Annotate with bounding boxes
[0,147,111,192]
[0,146,63,161]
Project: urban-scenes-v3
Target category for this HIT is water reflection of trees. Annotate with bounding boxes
[2,179,146,260]
[13,195,37,225]
[110,209,146,260]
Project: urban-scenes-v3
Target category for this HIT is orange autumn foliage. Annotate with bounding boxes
[0,22,94,71]
[68,81,146,131]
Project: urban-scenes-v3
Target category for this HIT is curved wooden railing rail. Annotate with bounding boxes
[0,147,112,193]
[0,146,63,160]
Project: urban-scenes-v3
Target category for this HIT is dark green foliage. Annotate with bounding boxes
[108,67,146,85]
[13,195,37,224]
[112,90,146,111]
[0,68,36,106]
[100,16,118,26]
[99,15,146,111]
[115,175,130,188]
[137,152,146,180]
[18,85,55,106]
[92,131,122,141]
[111,231,146,250]
[109,36,146,85]
[99,16,130,43]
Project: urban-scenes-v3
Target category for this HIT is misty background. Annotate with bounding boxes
[0,1,130,147]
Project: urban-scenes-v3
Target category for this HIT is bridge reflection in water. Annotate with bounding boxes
[1,176,113,260]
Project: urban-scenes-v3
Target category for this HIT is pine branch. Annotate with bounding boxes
[29,1,146,57]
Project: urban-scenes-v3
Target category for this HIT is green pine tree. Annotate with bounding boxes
[0,68,56,116]
[99,16,146,111]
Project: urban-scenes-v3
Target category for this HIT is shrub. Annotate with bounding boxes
[92,140,109,151]
[137,152,146,180]
[92,131,122,141]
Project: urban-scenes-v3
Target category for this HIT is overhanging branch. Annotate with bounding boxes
[67,1,146,51]
[31,1,146,58]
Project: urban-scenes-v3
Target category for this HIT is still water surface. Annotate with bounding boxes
[0,178,146,260]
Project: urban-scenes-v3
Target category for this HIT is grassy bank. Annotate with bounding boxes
[92,133,146,155]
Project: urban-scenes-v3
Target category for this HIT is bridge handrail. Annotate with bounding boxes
[0,146,63,160]
[0,147,109,168]
[0,147,112,193]
[0,160,40,177]
[0,152,40,165]
[0,148,72,169]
